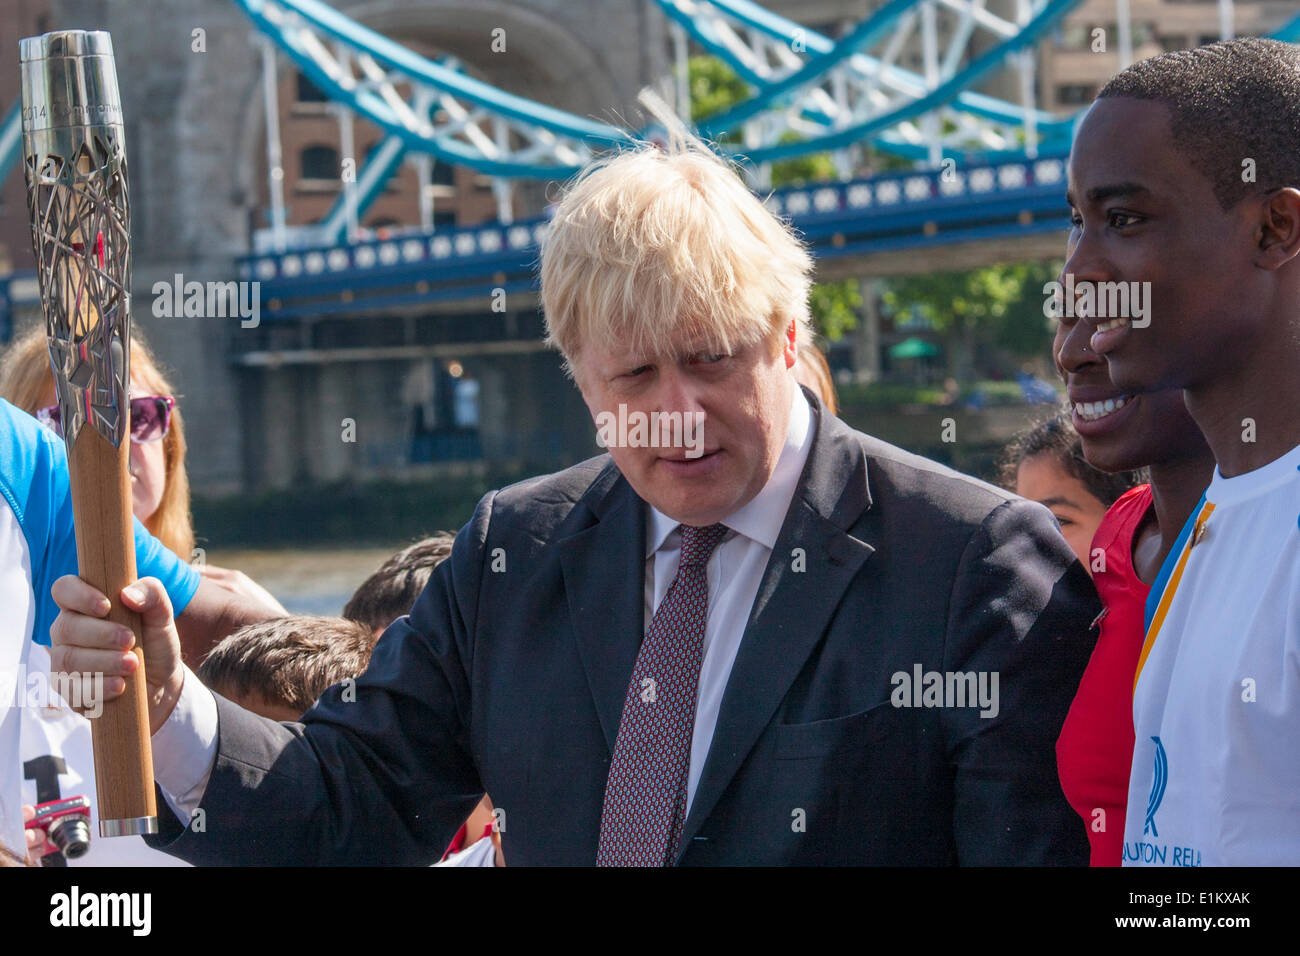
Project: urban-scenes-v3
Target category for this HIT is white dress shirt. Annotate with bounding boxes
[152,383,815,824]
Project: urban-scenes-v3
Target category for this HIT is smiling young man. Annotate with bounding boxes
[1066,38,1300,865]
[1050,262,1214,866]
[47,125,1100,866]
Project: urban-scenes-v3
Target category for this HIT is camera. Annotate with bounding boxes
[24,796,92,861]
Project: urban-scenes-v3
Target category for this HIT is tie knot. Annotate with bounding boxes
[678,523,728,568]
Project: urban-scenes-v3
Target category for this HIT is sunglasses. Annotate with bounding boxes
[36,395,175,444]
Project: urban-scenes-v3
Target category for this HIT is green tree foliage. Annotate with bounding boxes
[765,140,860,342]
[882,260,1063,377]
[688,55,748,138]
[770,139,837,186]
[808,279,863,341]
[686,55,1054,352]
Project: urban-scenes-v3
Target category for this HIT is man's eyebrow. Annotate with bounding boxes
[1069,182,1151,204]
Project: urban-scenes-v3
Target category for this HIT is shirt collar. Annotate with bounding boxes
[646,383,815,557]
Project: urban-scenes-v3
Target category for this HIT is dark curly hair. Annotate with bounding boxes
[999,408,1146,507]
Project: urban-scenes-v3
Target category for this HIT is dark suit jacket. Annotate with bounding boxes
[148,387,1100,865]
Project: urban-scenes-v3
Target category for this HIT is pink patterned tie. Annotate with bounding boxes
[596,522,729,866]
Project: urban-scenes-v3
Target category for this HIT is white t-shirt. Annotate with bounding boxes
[0,399,200,863]
[0,499,36,861]
[1124,440,1300,866]
[19,645,190,866]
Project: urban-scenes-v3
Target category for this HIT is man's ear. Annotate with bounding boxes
[1254,187,1300,271]
[781,318,798,369]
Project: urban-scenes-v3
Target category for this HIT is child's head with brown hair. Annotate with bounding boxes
[0,324,195,560]
[196,616,378,721]
[342,532,457,635]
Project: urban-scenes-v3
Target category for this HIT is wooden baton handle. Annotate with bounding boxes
[67,421,158,833]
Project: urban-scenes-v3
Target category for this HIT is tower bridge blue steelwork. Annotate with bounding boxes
[6,3,1298,271]
[223,0,1300,299]
[4,2,1298,336]
[235,151,1071,330]
[214,0,1091,325]
[4,3,1299,325]
[0,0,1103,327]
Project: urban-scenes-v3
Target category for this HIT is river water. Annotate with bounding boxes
[207,546,409,617]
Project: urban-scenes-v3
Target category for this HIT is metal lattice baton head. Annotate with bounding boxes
[20,30,131,449]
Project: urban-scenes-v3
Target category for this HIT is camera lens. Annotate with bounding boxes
[48,815,91,859]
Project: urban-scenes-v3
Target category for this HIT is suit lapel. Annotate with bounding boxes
[675,393,877,858]
[557,463,648,755]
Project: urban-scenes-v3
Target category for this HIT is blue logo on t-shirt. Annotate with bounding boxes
[1144,736,1167,837]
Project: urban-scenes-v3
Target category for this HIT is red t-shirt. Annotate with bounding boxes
[1056,483,1153,866]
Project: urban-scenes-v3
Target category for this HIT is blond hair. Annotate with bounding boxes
[540,110,813,381]
[0,324,195,560]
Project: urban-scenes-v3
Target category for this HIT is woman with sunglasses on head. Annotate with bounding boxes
[1050,301,1216,866]
[0,326,286,618]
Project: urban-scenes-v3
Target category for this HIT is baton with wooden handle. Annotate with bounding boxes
[20,29,157,837]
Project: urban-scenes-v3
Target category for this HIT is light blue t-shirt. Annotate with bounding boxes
[0,397,200,645]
